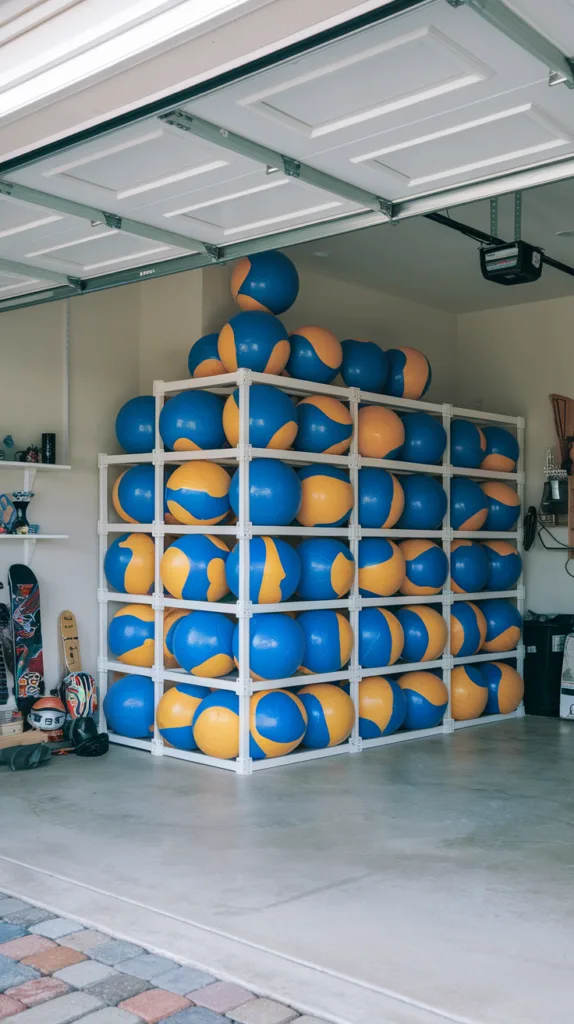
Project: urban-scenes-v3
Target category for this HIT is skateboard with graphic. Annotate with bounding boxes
[8,563,44,717]
[0,588,11,705]
[58,610,98,719]
[59,610,82,675]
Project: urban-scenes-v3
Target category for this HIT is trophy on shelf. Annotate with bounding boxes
[11,491,34,535]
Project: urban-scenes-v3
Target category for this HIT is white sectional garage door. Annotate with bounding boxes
[2,0,574,306]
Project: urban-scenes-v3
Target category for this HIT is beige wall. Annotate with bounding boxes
[455,296,574,614]
[0,289,140,690]
[1,261,457,687]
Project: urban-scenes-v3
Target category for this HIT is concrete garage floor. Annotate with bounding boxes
[0,717,572,1024]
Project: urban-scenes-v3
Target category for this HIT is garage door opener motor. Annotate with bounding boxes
[480,194,543,286]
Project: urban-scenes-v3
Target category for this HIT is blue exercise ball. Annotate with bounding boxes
[482,541,522,591]
[401,412,446,465]
[233,613,304,680]
[112,465,155,524]
[450,478,489,531]
[222,383,298,449]
[340,339,388,391]
[231,250,299,315]
[397,475,447,530]
[451,540,489,594]
[297,609,354,673]
[218,311,290,374]
[115,396,155,454]
[229,458,301,526]
[103,676,154,738]
[358,467,404,528]
[296,538,355,600]
[172,611,234,677]
[226,537,301,603]
[451,419,487,469]
[159,390,225,452]
[188,333,225,378]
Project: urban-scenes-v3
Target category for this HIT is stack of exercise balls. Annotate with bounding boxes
[104,248,523,758]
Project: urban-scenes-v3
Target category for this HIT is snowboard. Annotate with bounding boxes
[0,591,10,705]
[8,564,44,717]
[59,610,82,674]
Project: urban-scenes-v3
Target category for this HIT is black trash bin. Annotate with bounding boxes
[523,614,574,717]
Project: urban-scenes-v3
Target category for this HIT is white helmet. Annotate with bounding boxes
[28,697,66,732]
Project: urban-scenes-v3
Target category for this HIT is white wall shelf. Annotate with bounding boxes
[98,369,525,774]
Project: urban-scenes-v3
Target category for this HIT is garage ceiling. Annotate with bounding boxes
[3,0,574,311]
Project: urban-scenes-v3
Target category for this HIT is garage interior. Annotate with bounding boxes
[2,1,574,1022]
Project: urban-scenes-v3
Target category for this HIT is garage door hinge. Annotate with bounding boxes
[67,277,83,291]
[445,0,466,7]
[104,213,122,230]
[282,157,301,178]
[204,243,222,261]
[378,197,393,218]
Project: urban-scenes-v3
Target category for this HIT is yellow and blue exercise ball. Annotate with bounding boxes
[230,458,301,526]
[296,464,353,527]
[451,665,488,721]
[399,671,447,729]
[159,390,225,451]
[165,461,230,525]
[233,613,304,680]
[479,599,521,652]
[164,608,187,668]
[231,251,299,314]
[108,605,155,667]
[480,481,520,531]
[226,537,300,603]
[115,396,154,454]
[113,465,155,524]
[450,478,488,531]
[358,405,404,459]
[161,534,229,601]
[296,538,354,600]
[481,661,524,714]
[223,383,298,449]
[358,467,404,528]
[156,683,211,750]
[249,689,307,758]
[298,610,353,673]
[172,611,234,677]
[104,533,155,594]
[218,311,290,374]
[483,540,522,590]
[188,332,225,378]
[297,683,354,748]
[450,540,489,594]
[358,677,406,738]
[286,325,342,383]
[103,676,154,738]
[397,475,447,530]
[396,605,447,663]
[481,426,519,472]
[451,419,486,468]
[450,601,486,656]
[359,607,404,667]
[385,347,431,400]
[358,538,405,597]
[191,689,306,760]
[399,540,448,596]
[341,338,388,392]
[401,412,446,465]
[295,396,352,455]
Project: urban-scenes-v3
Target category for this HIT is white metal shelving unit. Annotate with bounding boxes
[97,371,525,773]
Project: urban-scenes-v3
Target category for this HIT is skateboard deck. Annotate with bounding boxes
[59,610,82,675]
[8,564,44,716]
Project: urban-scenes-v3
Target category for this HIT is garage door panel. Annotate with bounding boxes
[160,174,359,243]
[10,122,261,214]
[330,99,574,195]
[505,0,574,52]
[184,3,547,161]
[0,268,54,297]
